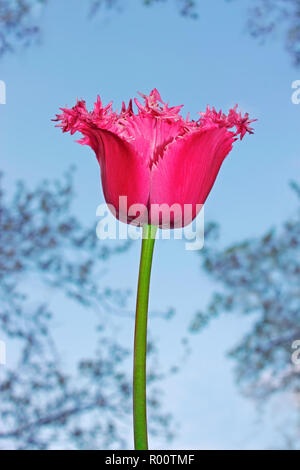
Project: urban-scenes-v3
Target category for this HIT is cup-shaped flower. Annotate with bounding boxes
[55,89,255,228]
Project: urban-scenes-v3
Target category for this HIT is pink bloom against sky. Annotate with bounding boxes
[55,89,255,228]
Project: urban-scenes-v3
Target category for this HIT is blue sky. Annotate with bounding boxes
[1,0,300,449]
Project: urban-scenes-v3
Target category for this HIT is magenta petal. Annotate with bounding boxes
[149,128,234,228]
[86,128,150,225]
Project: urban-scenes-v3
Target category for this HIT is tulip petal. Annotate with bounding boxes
[149,128,234,228]
[81,127,150,225]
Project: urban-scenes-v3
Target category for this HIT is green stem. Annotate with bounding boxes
[133,223,158,450]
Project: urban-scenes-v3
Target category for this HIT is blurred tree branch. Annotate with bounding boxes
[0,170,173,449]
[0,0,197,57]
[190,183,300,446]
[0,0,46,56]
[238,0,300,66]
[2,1,300,66]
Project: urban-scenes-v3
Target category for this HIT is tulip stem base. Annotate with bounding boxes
[133,224,157,450]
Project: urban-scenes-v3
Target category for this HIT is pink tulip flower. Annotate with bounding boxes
[55,89,255,228]
[55,89,255,450]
